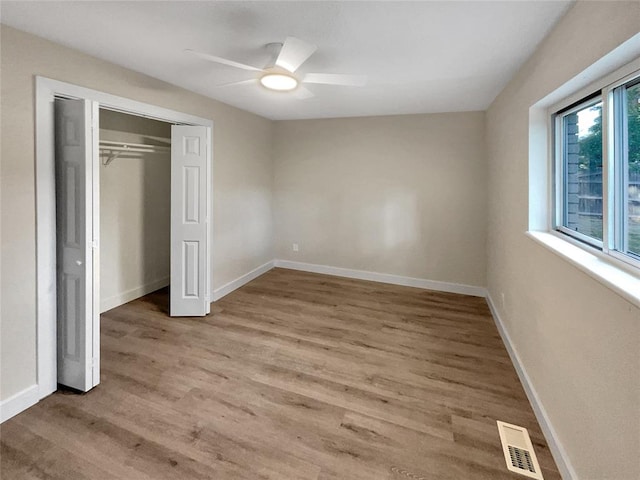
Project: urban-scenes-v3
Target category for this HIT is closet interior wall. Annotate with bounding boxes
[99,109,171,312]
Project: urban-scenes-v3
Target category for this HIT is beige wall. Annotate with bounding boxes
[0,25,273,401]
[3,8,639,477]
[486,2,640,478]
[273,113,487,287]
[99,110,171,311]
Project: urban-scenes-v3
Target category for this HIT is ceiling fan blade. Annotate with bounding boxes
[275,37,317,73]
[293,86,315,99]
[185,49,264,72]
[215,79,257,88]
[303,73,367,87]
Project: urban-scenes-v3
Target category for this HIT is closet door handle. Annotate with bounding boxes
[76,260,83,266]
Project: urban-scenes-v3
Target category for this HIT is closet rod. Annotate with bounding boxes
[101,145,170,153]
[99,140,170,150]
[99,141,170,166]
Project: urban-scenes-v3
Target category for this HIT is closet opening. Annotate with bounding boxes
[98,108,172,314]
[40,78,213,397]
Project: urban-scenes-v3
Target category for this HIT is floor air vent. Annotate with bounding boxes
[496,421,543,479]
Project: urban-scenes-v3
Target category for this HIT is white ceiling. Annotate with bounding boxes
[1,1,573,120]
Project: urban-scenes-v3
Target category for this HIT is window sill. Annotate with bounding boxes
[526,231,640,309]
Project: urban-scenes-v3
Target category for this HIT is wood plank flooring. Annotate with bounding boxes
[1,268,561,479]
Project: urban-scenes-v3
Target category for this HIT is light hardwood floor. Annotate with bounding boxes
[1,268,560,479]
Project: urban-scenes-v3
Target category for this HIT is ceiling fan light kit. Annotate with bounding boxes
[187,36,367,99]
[260,72,298,91]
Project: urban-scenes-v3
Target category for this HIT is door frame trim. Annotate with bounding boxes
[35,76,213,399]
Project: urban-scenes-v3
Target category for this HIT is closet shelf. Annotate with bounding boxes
[99,140,170,166]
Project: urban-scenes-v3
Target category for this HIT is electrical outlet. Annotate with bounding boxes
[292,243,299,252]
[501,292,506,310]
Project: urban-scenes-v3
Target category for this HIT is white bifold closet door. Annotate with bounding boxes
[55,97,98,392]
[170,125,210,317]
[53,105,209,394]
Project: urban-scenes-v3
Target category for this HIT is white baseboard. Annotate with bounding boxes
[212,260,274,301]
[1,384,39,423]
[486,294,578,480]
[274,259,487,297]
[100,276,170,313]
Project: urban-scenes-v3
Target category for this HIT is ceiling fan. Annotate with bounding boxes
[185,36,367,99]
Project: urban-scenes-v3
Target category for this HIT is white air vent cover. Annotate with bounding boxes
[496,421,544,480]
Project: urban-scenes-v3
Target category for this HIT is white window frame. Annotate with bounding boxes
[527,37,640,310]
[608,72,640,269]
[553,95,604,249]
[550,61,640,273]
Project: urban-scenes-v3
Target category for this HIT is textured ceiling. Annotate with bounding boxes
[1,1,573,120]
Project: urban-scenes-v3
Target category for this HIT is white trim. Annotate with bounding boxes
[206,125,213,312]
[100,277,171,313]
[36,76,214,401]
[212,259,487,301]
[91,101,101,386]
[486,294,578,480]
[39,77,213,126]
[273,259,487,297]
[212,261,274,301]
[0,385,39,424]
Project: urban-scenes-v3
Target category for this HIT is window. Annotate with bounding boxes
[556,97,604,244]
[553,68,640,270]
[615,79,640,259]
